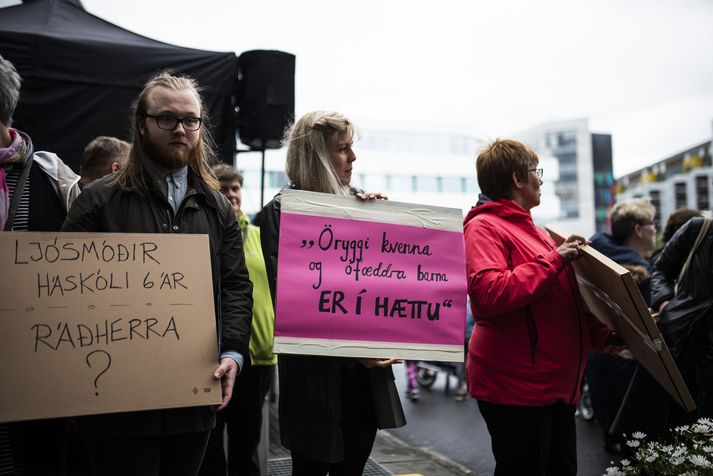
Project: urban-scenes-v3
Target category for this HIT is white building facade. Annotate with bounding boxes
[516,118,613,237]
[236,120,609,234]
[236,127,487,219]
[616,140,713,226]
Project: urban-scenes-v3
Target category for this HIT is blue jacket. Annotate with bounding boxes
[589,232,651,306]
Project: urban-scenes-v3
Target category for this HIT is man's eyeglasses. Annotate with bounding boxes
[640,220,657,227]
[529,168,543,179]
[144,114,202,131]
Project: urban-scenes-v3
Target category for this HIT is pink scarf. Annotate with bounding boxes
[0,129,30,230]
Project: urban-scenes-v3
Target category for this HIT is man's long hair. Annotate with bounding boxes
[113,71,220,192]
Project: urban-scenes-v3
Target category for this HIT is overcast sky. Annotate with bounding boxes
[81,0,713,177]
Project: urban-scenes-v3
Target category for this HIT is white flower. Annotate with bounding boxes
[692,424,709,434]
[689,454,711,467]
[603,466,624,476]
[632,431,646,439]
[661,444,674,453]
[619,458,630,467]
[627,439,640,448]
[698,417,713,427]
[673,446,689,458]
[677,425,691,433]
[644,453,658,463]
[672,456,686,465]
[703,446,713,453]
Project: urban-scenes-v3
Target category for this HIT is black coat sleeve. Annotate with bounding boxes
[217,199,254,359]
[259,195,282,308]
[650,217,703,310]
[60,183,101,232]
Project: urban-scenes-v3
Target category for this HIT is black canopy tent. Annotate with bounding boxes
[0,0,239,172]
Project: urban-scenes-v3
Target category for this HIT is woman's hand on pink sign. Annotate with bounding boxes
[356,191,388,201]
[358,357,402,368]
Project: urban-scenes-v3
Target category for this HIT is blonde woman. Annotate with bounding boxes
[258,111,404,475]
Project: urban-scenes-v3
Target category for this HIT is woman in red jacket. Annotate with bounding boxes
[464,139,616,476]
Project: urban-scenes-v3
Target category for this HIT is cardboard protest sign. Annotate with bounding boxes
[547,226,695,411]
[274,190,467,361]
[0,233,221,423]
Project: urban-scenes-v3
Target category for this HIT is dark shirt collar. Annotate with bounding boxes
[142,157,188,192]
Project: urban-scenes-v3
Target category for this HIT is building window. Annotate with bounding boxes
[390,175,412,192]
[268,171,288,189]
[415,176,438,193]
[464,177,477,195]
[560,172,578,182]
[674,182,687,209]
[557,152,577,165]
[243,170,261,190]
[696,176,709,210]
[441,176,462,193]
[363,174,387,192]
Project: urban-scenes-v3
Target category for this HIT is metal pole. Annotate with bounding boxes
[260,147,266,209]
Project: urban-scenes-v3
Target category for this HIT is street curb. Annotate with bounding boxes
[379,430,478,475]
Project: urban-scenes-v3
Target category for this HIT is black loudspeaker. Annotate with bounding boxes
[236,50,296,150]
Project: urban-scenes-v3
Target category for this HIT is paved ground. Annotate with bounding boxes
[266,363,620,475]
[267,395,475,475]
[387,363,616,476]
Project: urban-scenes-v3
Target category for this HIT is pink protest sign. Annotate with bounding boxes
[274,190,466,361]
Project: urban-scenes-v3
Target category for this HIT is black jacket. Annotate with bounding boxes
[260,187,405,463]
[61,168,253,434]
[651,217,713,416]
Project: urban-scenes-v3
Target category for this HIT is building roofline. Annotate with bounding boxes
[618,139,712,180]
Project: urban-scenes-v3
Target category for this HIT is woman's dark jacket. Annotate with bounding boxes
[61,169,253,434]
[259,187,405,463]
[651,217,713,416]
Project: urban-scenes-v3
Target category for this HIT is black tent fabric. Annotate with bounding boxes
[0,0,239,172]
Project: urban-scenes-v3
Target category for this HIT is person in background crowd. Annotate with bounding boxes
[463,138,619,476]
[648,208,702,268]
[404,360,421,401]
[61,71,253,476]
[0,53,81,476]
[79,135,130,186]
[259,110,405,476]
[0,54,80,233]
[652,214,713,427]
[587,199,666,453]
[199,164,276,476]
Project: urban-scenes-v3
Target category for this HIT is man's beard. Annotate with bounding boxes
[141,135,195,170]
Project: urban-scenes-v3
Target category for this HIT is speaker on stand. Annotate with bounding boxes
[235,50,295,208]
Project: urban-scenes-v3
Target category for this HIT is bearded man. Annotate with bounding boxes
[62,72,253,476]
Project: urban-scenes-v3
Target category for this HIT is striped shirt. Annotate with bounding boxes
[3,164,30,231]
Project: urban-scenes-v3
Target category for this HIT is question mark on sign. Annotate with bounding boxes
[85,350,112,396]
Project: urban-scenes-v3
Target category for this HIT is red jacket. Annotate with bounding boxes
[464,198,611,406]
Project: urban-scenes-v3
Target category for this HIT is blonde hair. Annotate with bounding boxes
[610,198,656,243]
[284,111,355,195]
[113,71,220,192]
